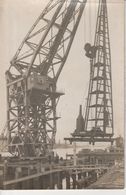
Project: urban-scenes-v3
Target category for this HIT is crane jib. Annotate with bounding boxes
[26,0,87,78]
[40,0,79,75]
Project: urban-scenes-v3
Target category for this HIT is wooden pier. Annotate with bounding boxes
[0,158,110,189]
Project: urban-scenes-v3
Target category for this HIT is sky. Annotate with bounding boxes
[0,0,124,145]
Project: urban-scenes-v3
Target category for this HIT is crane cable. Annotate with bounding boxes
[81,0,92,115]
[81,0,98,117]
[81,3,87,115]
[89,0,92,43]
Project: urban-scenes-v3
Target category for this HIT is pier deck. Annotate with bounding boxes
[87,165,124,189]
[0,161,110,189]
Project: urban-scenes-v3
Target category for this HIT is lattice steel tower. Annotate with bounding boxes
[84,0,113,137]
[66,0,114,144]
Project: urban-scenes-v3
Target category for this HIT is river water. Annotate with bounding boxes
[53,143,108,159]
[53,147,81,159]
[0,143,108,158]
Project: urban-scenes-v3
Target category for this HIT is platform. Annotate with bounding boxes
[64,136,115,145]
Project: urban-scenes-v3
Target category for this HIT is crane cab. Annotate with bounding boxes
[27,72,64,105]
[27,72,53,91]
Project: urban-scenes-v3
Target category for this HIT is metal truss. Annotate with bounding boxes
[84,0,113,137]
[5,0,87,157]
[65,0,114,145]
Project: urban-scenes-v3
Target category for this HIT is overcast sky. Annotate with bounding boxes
[0,0,124,145]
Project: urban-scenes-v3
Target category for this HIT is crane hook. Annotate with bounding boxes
[84,43,97,59]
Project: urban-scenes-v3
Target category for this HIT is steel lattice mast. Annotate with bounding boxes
[65,0,114,144]
[5,0,87,157]
[84,0,113,137]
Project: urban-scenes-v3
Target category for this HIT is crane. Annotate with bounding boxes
[4,0,87,157]
[83,0,114,140]
[65,0,114,145]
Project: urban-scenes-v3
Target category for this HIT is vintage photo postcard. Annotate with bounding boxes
[0,0,125,190]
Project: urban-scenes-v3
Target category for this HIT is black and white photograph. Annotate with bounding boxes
[0,0,124,190]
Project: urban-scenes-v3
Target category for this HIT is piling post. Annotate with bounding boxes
[39,176,44,189]
[72,174,76,189]
[73,142,77,166]
[82,171,86,178]
[28,178,34,189]
[57,172,63,189]
[78,173,81,180]
[49,173,55,189]
[32,177,41,189]
[15,167,22,179]
[21,180,30,189]
[16,181,23,189]
[42,175,49,189]
[66,173,70,189]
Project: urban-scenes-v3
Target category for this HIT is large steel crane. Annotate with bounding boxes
[65,0,114,145]
[5,0,87,157]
